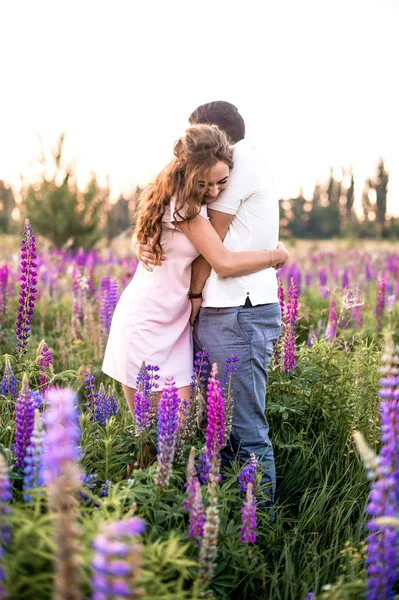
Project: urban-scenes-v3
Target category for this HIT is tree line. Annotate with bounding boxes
[0,136,396,249]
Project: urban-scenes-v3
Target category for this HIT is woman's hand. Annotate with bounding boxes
[190,297,202,326]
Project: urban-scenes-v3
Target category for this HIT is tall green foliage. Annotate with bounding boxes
[23,135,106,250]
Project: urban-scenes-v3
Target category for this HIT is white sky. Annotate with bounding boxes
[1,0,398,215]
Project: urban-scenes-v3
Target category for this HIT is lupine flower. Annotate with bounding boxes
[84,368,98,419]
[240,483,257,544]
[154,377,179,488]
[183,477,205,544]
[199,477,220,589]
[284,278,298,373]
[318,267,328,287]
[1,355,17,398]
[80,473,96,501]
[0,545,6,600]
[325,298,338,342]
[41,387,82,599]
[352,297,364,330]
[91,517,145,600]
[134,364,151,436]
[31,390,44,410]
[15,374,35,470]
[37,340,53,393]
[99,275,118,355]
[238,454,259,494]
[107,386,118,417]
[200,364,226,484]
[23,409,45,502]
[221,353,239,444]
[0,454,12,546]
[99,480,111,497]
[305,272,313,287]
[15,219,38,358]
[95,383,112,426]
[0,265,8,328]
[342,269,349,289]
[375,276,386,332]
[41,387,80,485]
[387,295,396,314]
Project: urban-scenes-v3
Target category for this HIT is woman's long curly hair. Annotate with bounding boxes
[135,124,234,262]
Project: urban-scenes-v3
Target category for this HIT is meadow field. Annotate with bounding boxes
[0,226,398,600]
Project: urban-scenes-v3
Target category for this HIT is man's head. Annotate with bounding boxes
[188,101,245,144]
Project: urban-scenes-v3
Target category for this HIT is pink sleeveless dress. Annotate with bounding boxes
[102,200,208,389]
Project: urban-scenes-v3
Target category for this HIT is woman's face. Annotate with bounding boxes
[197,161,230,204]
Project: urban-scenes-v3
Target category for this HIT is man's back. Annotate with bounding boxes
[202,138,279,308]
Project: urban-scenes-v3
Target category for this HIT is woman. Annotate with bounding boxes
[102,124,288,416]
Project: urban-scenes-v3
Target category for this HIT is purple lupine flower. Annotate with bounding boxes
[31,390,44,410]
[0,265,8,328]
[221,353,239,444]
[364,339,399,600]
[183,476,205,544]
[303,594,316,600]
[91,517,145,600]
[240,483,257,544]
[1,355,17,398]
[375,276,386,332]
[318,267,328,287]
[238,454,259,494]
[305,272,313,287]
[342,269,349,289]
[201,364,226,484]
[283,278,298,373]
[0,546,6,599]
[277,277,285,322]
[99,275,118,355]
[15,220,38,358]
[0,454,12,546]
[352,297,364,330]
[154,377,179,488]
[38,341,53,393]
[80,473,96,502]
[99,480,111,497]
[107,386,118,417]
[15,374,35,470]
[325,298,338,342]
[95,383,112,426]
[41,387,80,485]
[198,479,220,589]
[23,409,45,502]
[84,368,98,419]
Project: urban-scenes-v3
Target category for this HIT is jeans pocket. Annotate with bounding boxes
[235,310,252,344]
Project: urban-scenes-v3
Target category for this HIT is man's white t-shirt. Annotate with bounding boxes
[202,138,279,308]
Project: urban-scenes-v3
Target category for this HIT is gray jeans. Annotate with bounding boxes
[193,302,281,503]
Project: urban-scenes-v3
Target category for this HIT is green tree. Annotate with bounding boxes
[0,180,16,233]
[23,135,106,250]
[368,158,389,238]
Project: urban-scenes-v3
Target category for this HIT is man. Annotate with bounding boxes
[139,101,286,505]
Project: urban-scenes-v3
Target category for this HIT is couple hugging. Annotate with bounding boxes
[102,100,289,505]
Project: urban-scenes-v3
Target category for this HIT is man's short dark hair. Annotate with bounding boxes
[188,101,245,144]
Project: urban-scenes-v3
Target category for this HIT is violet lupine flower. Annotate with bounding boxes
[238,454,259,494]
[0,546,6,600]
[0,265,8,328]
[199,479,220,589]
[154,377,180,488]
[91,517,145,600]
[240,482,257,544]
[99,480,111,497]
[37,340,53,393]
[305,272,313,288]
[0,454,12,546]
[15,219,38,358]
[221,353,239,444]
[277,277,285,322]
[23,409,45,502]
[1,355,17,398]
[134,365,151,436]
[107,386,118,417]
[342,269,349,289]
[41,387,80,485]
[99,275,118,354]
[375,276,386,332]
[283,278,298,373]
[352,298,364,330]
[15,374,35,470]
[80,473,96,501]
[183,476,205,544]
[325,299,338,342]
[84,368,98,419]
[201,364,226,484]
[95,383,112,426]
[318,267,328,287]
[31,390,44,410]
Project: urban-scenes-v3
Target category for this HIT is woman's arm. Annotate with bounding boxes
[178,214,288,278]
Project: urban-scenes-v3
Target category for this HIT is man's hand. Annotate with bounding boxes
[190,297,202,327]
[274,241,289,270]
[136,243,165,272]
